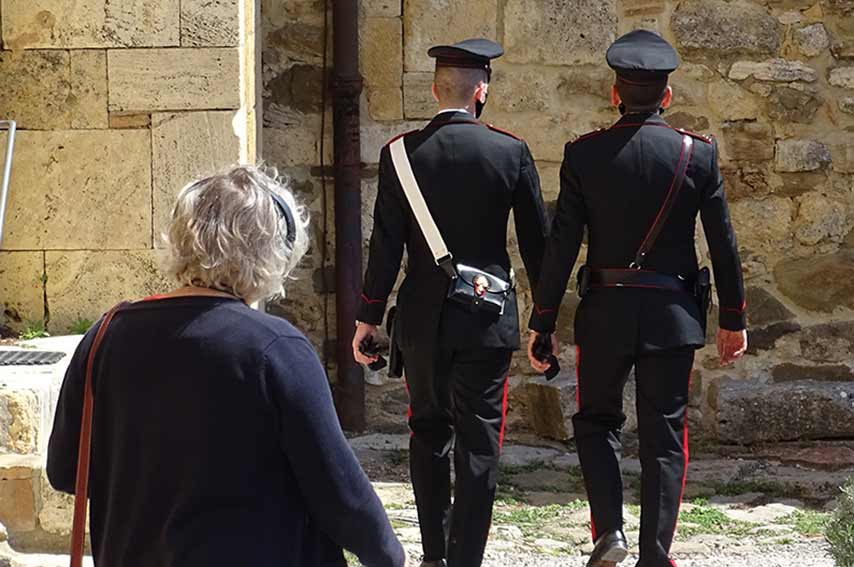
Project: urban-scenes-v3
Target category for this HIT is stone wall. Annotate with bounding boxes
[264,0,854,441]
[0,0,257,334]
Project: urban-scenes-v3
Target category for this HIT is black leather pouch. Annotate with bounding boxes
[694,267,712,331]
[447,263,513,315]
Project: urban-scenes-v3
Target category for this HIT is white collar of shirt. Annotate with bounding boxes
[435,108,472,117]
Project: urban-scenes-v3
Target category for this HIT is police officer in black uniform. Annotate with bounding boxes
[527,31,748,567]
[352,39,548,567]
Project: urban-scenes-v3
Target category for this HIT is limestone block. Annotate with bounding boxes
[720,122,775,162]
[361,17,403,121]
[0,389,38,456]
[772,363,854,383]
[152,112,242,243]
[745,286,795,327]
[839,97,854,115]
[716,380,854,443]
[38,472,80,536]
[361,0,400,17]
[555,65,614,103]
[667,112,710,132]
[775,139,831,172]
[767,84,823,124]
[70,50,108,129]
[490,63,562,114]
[522,375,577,441]
[537,162,561,202]
[796,23,831,57]
[708,81,759,121]
[0,50,109,130]
[265,64,325,114]
[729,197,794,251]
[181,0,240,47]
[729,59,818,82]
[403,72,436,119]
[799,320,854,363]
[0,51,70,130]
[108,48,241,112]
[671,1,780,56]
[794,194,847,245]
[361,18,402,90]
[367,88,404,121]
[0,253,44,332]
[775,250,854,312]
[832,134,854,173]
[0,455,39,533]
[46,251,172,332]
[0,0,180,49]
[830,67,854,89]
[109,113,152,129]
[403,0,498,72]
[504,0,617,66]
[721,165,772,200]
[1,130,151,251]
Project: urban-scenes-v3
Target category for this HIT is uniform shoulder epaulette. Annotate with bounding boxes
[571,128,608,145]
[486,124,524,141]
[383,129,419,147]
[673,127,714,145]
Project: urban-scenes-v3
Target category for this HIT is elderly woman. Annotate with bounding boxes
[47,166,407,567]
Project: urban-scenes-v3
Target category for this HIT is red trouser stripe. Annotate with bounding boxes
[404,381,413,438]
[669,371,693,567]
[498,375,510,451]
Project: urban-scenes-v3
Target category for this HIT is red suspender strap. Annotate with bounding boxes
[632,135,694,269]
[70,302,127,567]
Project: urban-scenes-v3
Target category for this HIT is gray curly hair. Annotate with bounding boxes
[163,165,310,303]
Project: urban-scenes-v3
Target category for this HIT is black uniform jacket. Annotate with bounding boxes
[529,112,746,353]
[358,111,548,352]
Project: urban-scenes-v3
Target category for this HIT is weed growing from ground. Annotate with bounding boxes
[827,477,854,567]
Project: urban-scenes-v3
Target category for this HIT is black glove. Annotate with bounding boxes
[532,333,560,381]
[359,336,387,372]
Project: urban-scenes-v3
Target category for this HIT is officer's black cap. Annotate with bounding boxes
[428,38,504,75]
[606,29,679,84]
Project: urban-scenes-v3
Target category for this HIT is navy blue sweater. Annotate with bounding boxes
[47,296,404,567]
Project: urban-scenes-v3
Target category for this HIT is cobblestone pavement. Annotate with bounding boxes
[351,434,849,567]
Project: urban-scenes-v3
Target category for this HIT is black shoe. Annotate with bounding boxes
[586,529,629,567]
[419,562,446,567]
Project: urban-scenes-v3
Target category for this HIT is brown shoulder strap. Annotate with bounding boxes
[70,302,127,567]
[631,134,694,269]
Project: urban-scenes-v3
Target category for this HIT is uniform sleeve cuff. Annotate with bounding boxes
[357,294,387,326]
[719,309,747,331]
[528,305,558,334]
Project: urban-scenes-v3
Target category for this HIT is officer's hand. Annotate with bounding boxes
[717,328,748,366]
[527,331,558,373]
[353,322,380,366]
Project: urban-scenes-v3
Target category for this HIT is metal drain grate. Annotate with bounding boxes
[0,350,66,366]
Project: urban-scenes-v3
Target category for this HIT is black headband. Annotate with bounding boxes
[269,192,297,247]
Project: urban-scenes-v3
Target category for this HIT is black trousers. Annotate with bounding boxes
[403,345,512,567]
[573,343,695,567]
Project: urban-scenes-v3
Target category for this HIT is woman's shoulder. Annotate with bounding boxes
[217,301,308,344]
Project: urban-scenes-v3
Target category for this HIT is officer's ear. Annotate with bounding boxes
[660,86,673,110]
[475,81,489,104]
[431,82,440,103]
[610,84,621,107]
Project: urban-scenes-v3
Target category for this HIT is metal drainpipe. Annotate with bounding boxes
[331,0,366,431]
[0,121,17,249]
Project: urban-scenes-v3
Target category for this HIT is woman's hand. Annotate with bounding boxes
[352,322,380,366]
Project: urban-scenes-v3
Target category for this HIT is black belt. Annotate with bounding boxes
[589,269,693,294]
